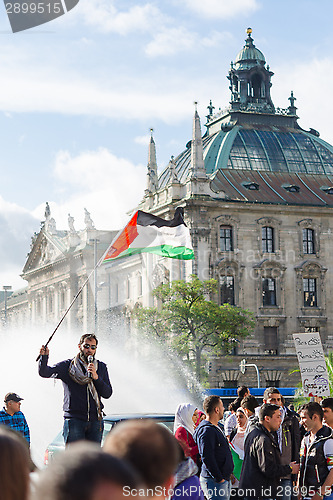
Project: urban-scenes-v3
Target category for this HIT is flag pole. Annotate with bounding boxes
[35,231,121,362]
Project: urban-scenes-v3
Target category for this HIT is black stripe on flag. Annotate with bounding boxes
[137,207,187,228]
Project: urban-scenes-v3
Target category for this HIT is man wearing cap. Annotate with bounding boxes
[0,393,30,445]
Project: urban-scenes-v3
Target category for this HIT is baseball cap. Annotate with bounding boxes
[4,393,23,403]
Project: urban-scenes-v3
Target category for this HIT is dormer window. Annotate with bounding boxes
[321,186,333,195]
[243,181,259,191]
[283,184,300,193]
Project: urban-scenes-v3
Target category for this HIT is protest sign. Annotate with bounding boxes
[293,332,330,397]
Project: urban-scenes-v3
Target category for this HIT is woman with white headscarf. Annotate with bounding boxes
[174,403,199,463]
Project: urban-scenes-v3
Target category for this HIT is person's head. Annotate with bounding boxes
[195,411,206,427]
[34,442,139,500]
[78,334,98,360]
[0,426,31,500]
[259,403,281,432]
[263,387,283,406]
[4,392,23,416]
[322,398,333,428]
[103,420,181,494]
[300,402,323,433]
[174,403,197,434]
[228,401,239,414]
[235,407,248,430]
[203,396,224,421]
[237,386,250,399]
[241,395,259,416]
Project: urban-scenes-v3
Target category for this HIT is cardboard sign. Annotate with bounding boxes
[293,332,330,397]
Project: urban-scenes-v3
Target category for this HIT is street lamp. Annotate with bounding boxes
[88,239,99,333]
[3,285,12,326]
[239,358,261,388]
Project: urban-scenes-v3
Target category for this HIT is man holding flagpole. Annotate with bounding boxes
[39,333,112,445]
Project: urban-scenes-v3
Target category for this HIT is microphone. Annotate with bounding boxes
[87,355,93,379]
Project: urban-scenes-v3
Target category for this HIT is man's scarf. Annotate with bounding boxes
[68,354,102,420]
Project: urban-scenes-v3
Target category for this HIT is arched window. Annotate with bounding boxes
[251,73,262,98]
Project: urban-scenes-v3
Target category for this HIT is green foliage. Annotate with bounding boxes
[133,275,255,381]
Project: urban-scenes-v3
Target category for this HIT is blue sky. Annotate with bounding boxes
[1,0,333,288]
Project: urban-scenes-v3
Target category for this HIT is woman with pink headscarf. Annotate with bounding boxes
[174,403,199,463]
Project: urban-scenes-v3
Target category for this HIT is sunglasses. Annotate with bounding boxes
[82,344,97,350]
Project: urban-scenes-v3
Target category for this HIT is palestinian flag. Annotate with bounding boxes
[103,208,194,262]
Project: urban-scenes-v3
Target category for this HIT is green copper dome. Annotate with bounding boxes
[234,28,266,70]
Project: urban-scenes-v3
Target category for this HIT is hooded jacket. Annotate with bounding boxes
[193,420,234,482]
[239,422,292,498]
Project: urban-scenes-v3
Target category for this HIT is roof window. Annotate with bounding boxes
[242,181,259,191]
[283,184,300,193]
[321,186,333,195]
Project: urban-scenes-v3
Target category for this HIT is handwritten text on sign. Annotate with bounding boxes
[293,332,330,397]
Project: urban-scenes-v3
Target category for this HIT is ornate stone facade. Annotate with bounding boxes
[3,29,333,388]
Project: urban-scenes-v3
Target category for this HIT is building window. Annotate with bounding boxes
[138,275,143,297]
[126,279,130,299]
[305,327,319,333]
[114,283,119,303]
[262,278,276,306]
[262,227,274,253]
[303,228,315,254]
[61,291,66,309]
[220,276,235,305]
[220,225,233,251]
[265,379,280,387]
[303,278,317,307]
[264,327,278,355]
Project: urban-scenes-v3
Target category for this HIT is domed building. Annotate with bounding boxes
[4,29,333,388]
[134,28,333,387]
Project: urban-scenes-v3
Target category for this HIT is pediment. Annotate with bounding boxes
[22,228,67,275]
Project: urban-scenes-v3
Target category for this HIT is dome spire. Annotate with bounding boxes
[146,128,158,193]
[228,28,275,113]
[190,102,206,179]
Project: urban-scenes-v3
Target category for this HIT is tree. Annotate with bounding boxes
[133,275,255,381]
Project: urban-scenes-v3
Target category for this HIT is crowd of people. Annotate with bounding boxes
[1,334,333,500]
[171,387,333,500]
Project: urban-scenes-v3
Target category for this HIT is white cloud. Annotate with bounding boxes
[77,0,167,35]
[181,0,259,19]
[271,58,333,144]
[0,60,197,124]
[145,27,196,57]
[145,28,229,57]
[50,148,146,229]
[134,134,151,146]
[0,196,40,288]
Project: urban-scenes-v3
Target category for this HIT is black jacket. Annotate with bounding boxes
[39,355,112,421]
[299,426,333,492]
[193,420,234,482]
[246,408,301,470]
[239,423,292,499]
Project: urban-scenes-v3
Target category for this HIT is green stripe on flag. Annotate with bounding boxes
[103,244,194,262]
